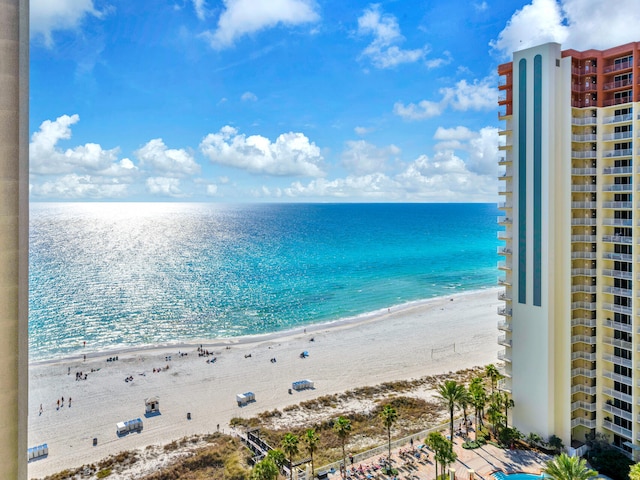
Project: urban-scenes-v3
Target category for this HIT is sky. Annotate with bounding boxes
[29,0,640,203]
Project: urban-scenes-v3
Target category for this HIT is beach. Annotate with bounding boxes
[28,288,501,479]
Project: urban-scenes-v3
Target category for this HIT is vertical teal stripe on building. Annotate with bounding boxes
[533,55,542,307]
[518,58,527,305]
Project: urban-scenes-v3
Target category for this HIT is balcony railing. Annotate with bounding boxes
[571,301,596,310]
[602,318,632,333]
[571,384,596,395]
[602,201,632,209]
[572,116,597,125]
[571,184,597,192]
[603,78,634,90]
[571,251,597,259]
[571,218,596,226]
[602,302,633,315]
[603,252,632,261]
[572,201,597,208]
[604,97,632,107]
[497,320,511,332]
[603,371,633,388]
[602,166,632,175]
[602,184,632,192]
[572,167,597,175]
[601,269,632,279]
[498,291,511,301]
[571,284,596,293]
[571,317,596,327]
[602,131,633,141]
[603,60,633,73]
[602,235,632,244]
[497,231,511,240]
[602,420,632,441]
[603,403,633,423]
[571,418,596,429]
[602,387,633,404]
[572,351,597,361]
[571,150,597,158]
[602,335,632,350]
[497,246,512,255]
[572,335,596,345]
[602,218,632,226]
[571,367,596,378]
[603,148,633,157]
[602,286,632,297]
[571,268,597,276]
[571,235,597,242]
[572,134,597,142]
[571,401,597,412]
[498,335,512,347]
[602,353,632,368]
[603,113,633,124]
[497,307,512,317]
[497,349,511,362]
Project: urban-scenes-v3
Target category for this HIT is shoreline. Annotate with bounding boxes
[28,286,501,479]
[29,286,497,367]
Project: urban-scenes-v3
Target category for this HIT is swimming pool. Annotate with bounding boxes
[492,472,543,480]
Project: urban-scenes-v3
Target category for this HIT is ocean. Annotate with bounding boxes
[29,202,500,361]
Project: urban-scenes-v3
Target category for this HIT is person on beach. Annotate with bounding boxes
[68,397,72,407]
[56,399,60,410]
[39,404,43,415]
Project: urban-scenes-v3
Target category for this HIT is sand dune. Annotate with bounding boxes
[28,288,501,479]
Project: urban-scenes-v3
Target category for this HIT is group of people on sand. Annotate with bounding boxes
[74,371,88,381]
[51,396,71,411]
[152,365,170,373]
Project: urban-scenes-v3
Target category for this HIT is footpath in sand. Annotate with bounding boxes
[28,288,501,479]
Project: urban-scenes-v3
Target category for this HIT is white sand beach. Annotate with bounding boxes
[28,288,501,479]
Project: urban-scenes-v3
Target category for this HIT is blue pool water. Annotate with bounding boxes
[492,473,543,480]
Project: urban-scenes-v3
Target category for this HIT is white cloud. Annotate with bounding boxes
[193,0,207,20]
[393,100,445,120]
[466,126,500,175]
[146,177,186,197]
[31,0,103,47]
[434,126,476,141]
[284,174,400,200]
[395,77,497,121]
[341,140,400,175]
[30,174,130,199]
[357,4,427,68]
[492,0,640,57]
[206,184,219,196]
[441,78,498,111]
[135,139,201,178]
[354,126,373,135]
[200,126,325,177]
[30,114,125,175]
[204,0,319,49]
[241,91,258,102]
[474,1,489,12]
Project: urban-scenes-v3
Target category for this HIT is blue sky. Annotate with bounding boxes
[29,0,639,202]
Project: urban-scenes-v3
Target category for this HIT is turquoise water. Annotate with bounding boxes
[29,202,500,361]
[492,473,543,480]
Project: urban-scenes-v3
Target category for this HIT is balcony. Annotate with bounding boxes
[602,318,632,333]
[602,420,632,441]
[497,201,513,209]
[603,113,633,124]
[571,301,596,310]
[602,184,632,192]
[572,351,597,361]
[603,252,632,261]
[571,150,597,159]
[602,268,633,279]
[602,201,632,209]
[572,116,597,126]
[603,78,634,90]
[603,166,633,175]
[603,371,633,388]
[498,335,512,347]
[497,306,512,317]
[571,201,597,208]
[571,268,596,276]
[571,367,596,378]
[497,231,511,240]
[498,277,511,287]
[571,417,596,429]
[498,291,511,301]
[571,384,596,395]
[571,184,597,192]
[602,335,632,350]
[497,216,512,225]
[571,235,597,242]
[571,251,597,259]
[498,143,513,151]
[602,218,632,226]
[602,235,632,244]
[602,286,632,297]
[602,302,632,315]
[603,60,633,73]
[572,167,597,175]
[571,317,596,327]
[571,401,597,412]
[602,131,633,141]
[603,402,633,422]
[571,284,596,293]
[497,246,512,256]
[497,349,511,362]
[572,335,596,345]
[603,148,633,157]
[497,320,511,332]
[572,134,597,142]
[604,97,632,107]
[602,353,632,368]
[602,387,633,404]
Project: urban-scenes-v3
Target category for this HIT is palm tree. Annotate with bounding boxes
[281,433,299,480]
[252,457,280,480]
[436,380,466,440]
[486,400,504,436]
[458,388,472,435]
[630,462,640,480]
[502,391,514,429]
[333,416,352,478]
[425,431,455,480]
[543,453,597,480]
[437,439,457,479]
[469,377,487,439]
[304,429,320,478]
[485,364,502,393]
[379,404,398,466]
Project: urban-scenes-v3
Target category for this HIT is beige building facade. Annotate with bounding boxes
[498,41,640,457]
[0,0,29,478]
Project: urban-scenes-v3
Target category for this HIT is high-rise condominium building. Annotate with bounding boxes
[497,41,640,458]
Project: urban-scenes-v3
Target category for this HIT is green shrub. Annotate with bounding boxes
[96,468,112,478]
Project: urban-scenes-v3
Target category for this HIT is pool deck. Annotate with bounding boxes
[333,436,551,480]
